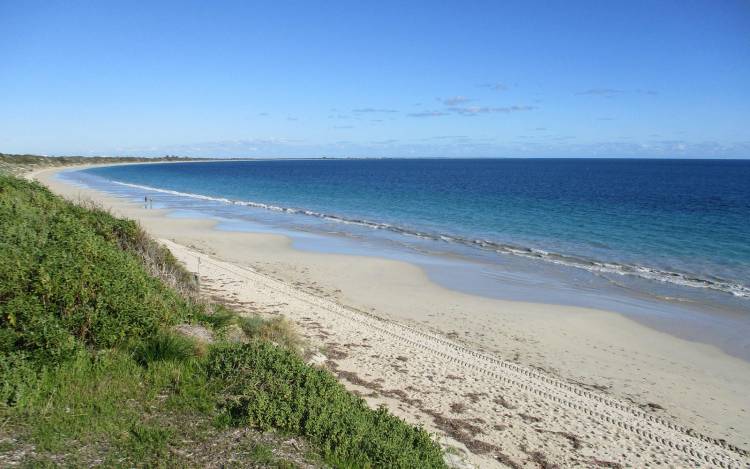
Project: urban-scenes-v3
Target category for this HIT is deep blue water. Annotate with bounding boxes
[83,159,750,300]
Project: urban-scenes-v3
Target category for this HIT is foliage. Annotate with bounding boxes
[133,330,198,366]
[208,341,445,468]
[0,175,200,361]
[238,314,302,352]
[197,304,236,331]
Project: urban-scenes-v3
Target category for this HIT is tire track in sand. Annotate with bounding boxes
[164,240,749,469]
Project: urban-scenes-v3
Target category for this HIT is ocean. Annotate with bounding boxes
[61,158,750,358]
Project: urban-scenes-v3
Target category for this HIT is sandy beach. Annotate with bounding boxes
[30,165,750,468]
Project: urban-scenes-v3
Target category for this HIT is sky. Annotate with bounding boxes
[1,0,748,158]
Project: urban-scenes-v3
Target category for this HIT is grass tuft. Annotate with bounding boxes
[198,305,236,331]
[133,331,197,366]
[126,422,173,459]
[238,315,302,352]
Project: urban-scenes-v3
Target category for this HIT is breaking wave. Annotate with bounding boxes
[111,180,750,299]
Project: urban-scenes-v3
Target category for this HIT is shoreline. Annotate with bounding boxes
[80,162,750,302]
[30,164,750,466]
[65,162,750,362]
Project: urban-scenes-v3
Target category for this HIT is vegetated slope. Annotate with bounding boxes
[0,174,446,468]
[0,153,198,176]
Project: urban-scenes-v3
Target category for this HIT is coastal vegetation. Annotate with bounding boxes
[0,153,198,176]
[0,172,445,467]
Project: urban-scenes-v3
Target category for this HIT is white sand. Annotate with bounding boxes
[29,165,750,468]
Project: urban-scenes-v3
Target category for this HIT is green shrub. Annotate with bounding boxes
[0,175,199,360]
[237,315,301,352]
[0,352,39,408]
[198,305,236,331]
[207,341,445,468]
[237,315,266,337]
[126,422,173,459]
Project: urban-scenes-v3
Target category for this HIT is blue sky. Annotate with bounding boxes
[1,0,748,158]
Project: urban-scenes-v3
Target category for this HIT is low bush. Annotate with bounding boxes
[0,176,200,361]
[208,341,445,468]
[238,315,302,352]
[197,305,236,331]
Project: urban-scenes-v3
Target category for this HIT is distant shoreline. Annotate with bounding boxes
[6,152,750,162]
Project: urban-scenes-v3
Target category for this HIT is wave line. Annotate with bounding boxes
[108,179,750,299]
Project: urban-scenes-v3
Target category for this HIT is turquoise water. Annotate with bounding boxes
[61,159,750,359]
[83,159,750,298]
